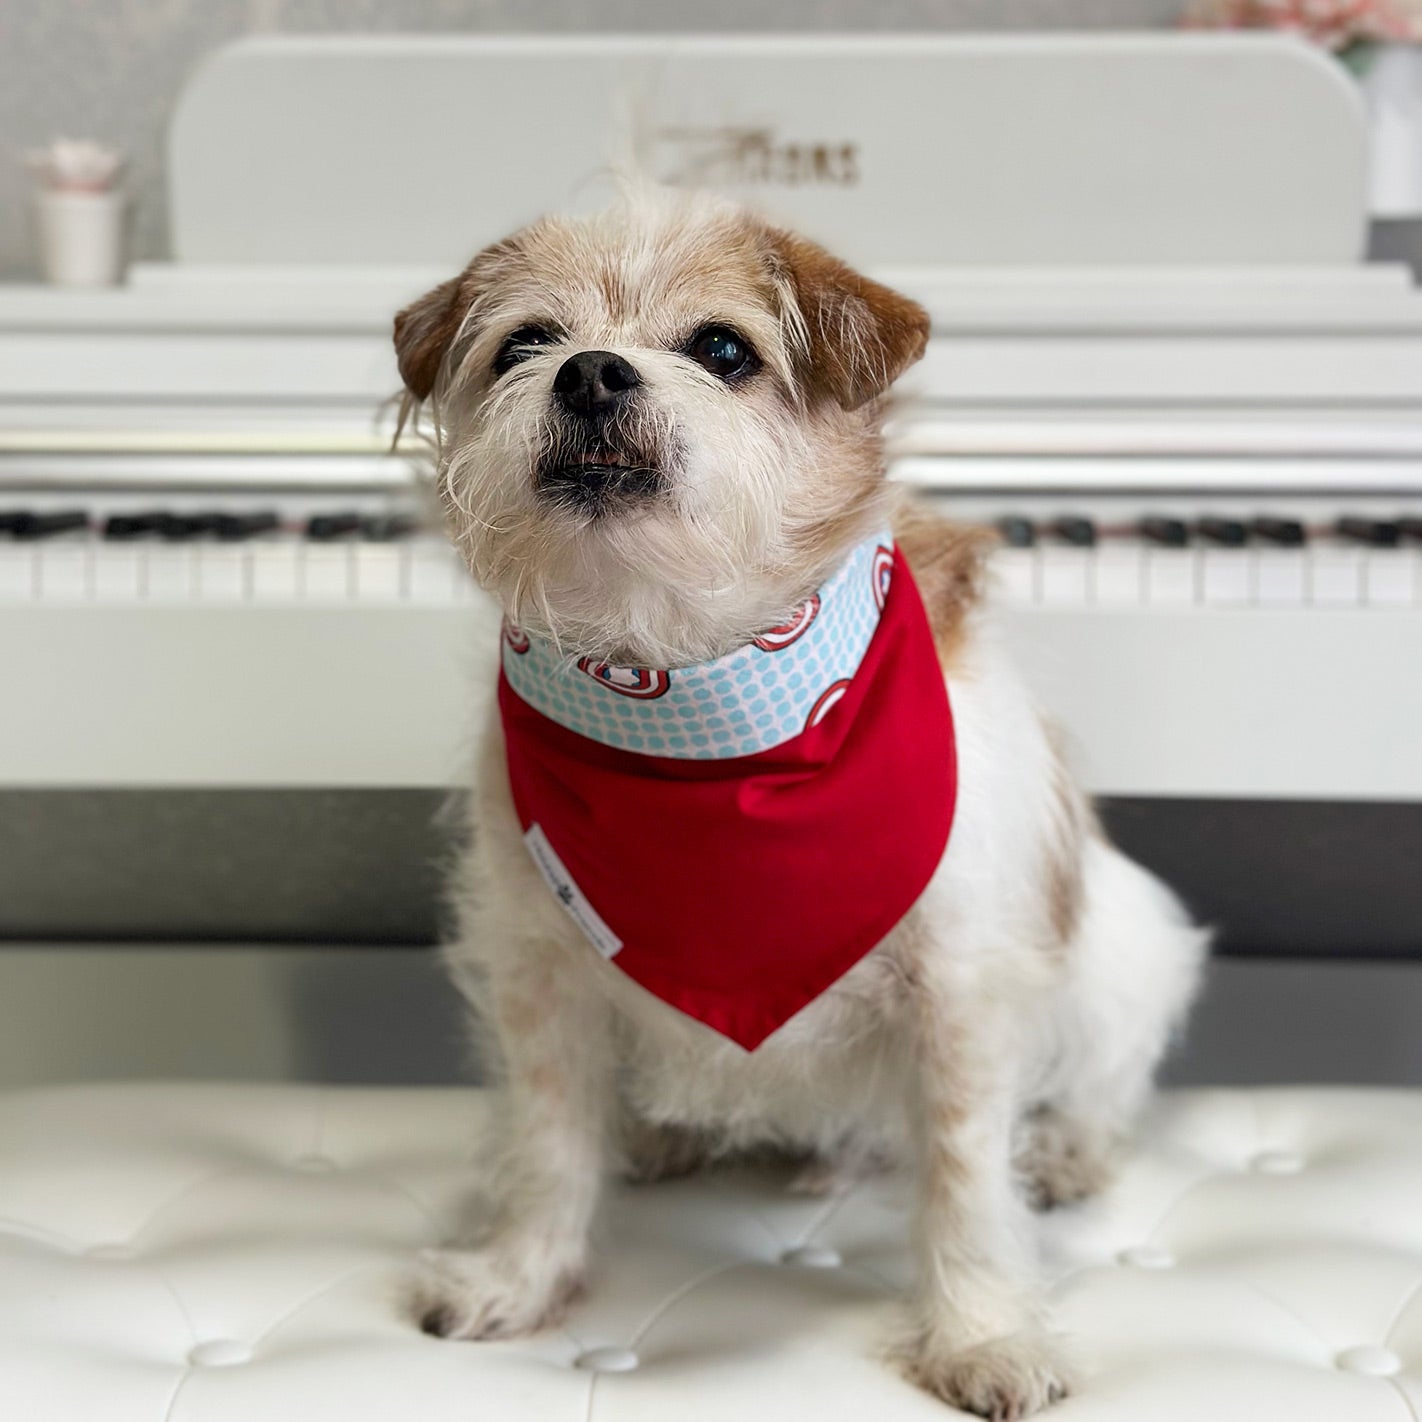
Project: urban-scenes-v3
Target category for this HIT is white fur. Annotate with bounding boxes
[402,190,1208,1419]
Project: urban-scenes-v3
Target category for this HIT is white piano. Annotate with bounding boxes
[2,33,1419,952]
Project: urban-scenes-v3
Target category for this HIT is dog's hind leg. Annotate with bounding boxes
[1019,838,1209,1211]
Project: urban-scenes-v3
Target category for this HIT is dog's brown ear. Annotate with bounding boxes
[764,229,930,410]
[393,237,523,401]
[393,277,465,402]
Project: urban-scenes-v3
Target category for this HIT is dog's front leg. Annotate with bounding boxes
[418,934,613,1341]
[896,972,1075,1417]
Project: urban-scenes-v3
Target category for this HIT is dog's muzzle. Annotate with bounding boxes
[537,452,662,513]
[539,350,663,514]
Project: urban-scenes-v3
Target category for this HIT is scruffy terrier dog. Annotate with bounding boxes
[394,186,1206,1418]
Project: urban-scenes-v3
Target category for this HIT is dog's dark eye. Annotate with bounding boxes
[687,326,757,381]
[493,325,557,376]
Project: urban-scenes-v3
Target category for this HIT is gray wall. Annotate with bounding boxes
[3,0,1184,279]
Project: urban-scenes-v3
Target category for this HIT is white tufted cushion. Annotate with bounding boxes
[3,1084,1422,1421]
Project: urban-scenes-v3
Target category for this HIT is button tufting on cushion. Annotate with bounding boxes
[1249,1149,1306,1175]
[780,1244,843,1268]
[5,1083,1422,1421]
[291,1153,338,1172]
[1116,1245,1176,1270]
[574,1345,640,1373]
[84,1241,136,1261]
[1335,1345,1403,1377]
[188,1339,253,1367]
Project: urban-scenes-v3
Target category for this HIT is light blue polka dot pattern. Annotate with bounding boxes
[502,529,892,759]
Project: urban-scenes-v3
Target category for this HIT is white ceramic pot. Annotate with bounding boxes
[1362,43,1422,217]
[33,188,127,286]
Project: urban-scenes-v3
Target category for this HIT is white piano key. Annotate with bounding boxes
[249,541,300,601]
[144,545,195,601]
[93,548,143,601]
[301,543,353,601]
[993,548,1037,603]
[1092,544,1142,605]
[37,543,92,601]
[353,543,405,601]
[1200,548,1250,605]
[1310,546,1363,606]
[195,545,248,602]
[408,538,463,604]
[0,547,35,602]
[1146,549,1196,606]
[1364,550,1418,607]
[1038,548,1093,605]
[1253,549,1307,607]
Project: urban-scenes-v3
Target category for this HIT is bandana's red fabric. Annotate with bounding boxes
[498,547,957,1050]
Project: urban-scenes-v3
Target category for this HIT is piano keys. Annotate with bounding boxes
[2,494,1420,611]
[0,496,474,605]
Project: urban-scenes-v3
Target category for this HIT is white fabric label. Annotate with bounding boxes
[523,823,623,960]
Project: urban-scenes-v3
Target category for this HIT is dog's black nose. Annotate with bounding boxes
[553,351,641,419]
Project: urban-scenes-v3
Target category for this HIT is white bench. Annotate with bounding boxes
[3,1082,1419,1420]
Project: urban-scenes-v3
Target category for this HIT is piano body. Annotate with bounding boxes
[1,33,1419,958]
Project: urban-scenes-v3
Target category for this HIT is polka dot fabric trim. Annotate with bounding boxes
[500,530,892,759]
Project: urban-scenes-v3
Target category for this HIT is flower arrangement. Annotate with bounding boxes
[24,138,126,194]
[1182,0,1421,52]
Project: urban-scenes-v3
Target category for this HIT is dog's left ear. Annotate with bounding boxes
[763,228,930,411]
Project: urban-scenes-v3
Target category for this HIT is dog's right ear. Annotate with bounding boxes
[393,238,522,402]
[393,277,465,402]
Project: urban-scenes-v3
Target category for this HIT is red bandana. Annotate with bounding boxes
[498,544,957,1050]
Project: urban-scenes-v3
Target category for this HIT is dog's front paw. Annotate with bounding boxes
[413,1244,584,1341]
[895,1326,1076,1420]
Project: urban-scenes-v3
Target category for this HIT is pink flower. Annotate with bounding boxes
[1182,0,1418,48]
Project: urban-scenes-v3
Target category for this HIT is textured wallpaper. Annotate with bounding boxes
[1,0,1184,278]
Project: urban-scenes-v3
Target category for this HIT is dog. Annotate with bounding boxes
[393,185,1207,1418]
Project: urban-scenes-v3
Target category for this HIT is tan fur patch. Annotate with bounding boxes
[891,498,996,670]
[760,226,931,410]
[1040,722,1100,949]
[392,237,523,401]
[393,275,463,402]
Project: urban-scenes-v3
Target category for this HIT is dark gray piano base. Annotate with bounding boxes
[0,790,1419,956]
[0,946,1417,1089]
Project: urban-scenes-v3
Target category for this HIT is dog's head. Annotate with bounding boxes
[395,188,928,666]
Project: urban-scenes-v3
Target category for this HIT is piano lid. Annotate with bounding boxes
[169,33,1368,269]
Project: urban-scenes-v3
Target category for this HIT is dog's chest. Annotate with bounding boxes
[610,925,922,1136]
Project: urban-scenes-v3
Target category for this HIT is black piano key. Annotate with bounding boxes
[154,513,208,540]
[1399,517,1422,543]
[360,514,416,541]
[1139,516,1190,547]
[1252,516,1306,547]
[994,516,1036,548]
[1197,516,1249,547]
[6,510,89,539]
[1050,515,1097,548]
[1335,516,1401,547]
[306,512,362,541]
[212,511,280,541]
[103,511,167,539]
